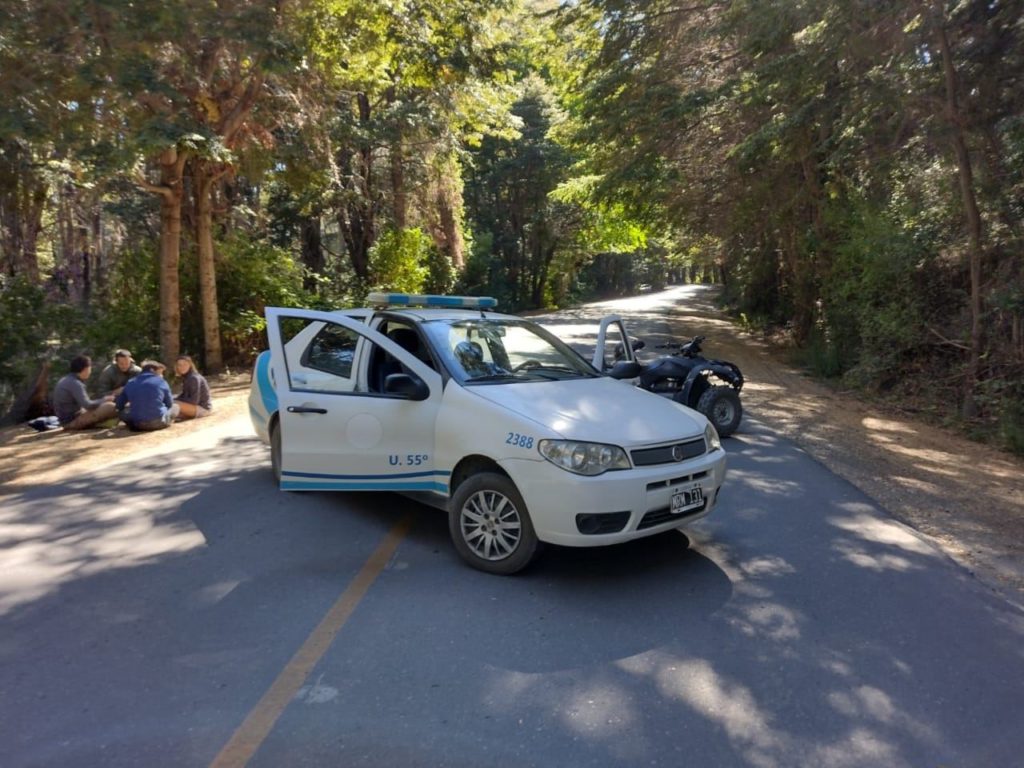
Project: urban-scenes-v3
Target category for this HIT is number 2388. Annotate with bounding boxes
[506,432,534,449]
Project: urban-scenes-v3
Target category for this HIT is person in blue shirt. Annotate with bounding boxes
[115,360,180,431]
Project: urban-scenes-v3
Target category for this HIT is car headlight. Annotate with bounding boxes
[704,423,721,452]
[538,439,631,476]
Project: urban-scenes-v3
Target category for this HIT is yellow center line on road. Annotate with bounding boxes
[209,514,415,768]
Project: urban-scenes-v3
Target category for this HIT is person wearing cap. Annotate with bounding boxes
[115,360,180,431]
[53,354,119,430]
[97,349,142,396]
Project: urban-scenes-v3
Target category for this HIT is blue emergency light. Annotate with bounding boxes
[367,292,498,309]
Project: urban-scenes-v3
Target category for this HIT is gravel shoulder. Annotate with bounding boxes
[3,287,1022,606]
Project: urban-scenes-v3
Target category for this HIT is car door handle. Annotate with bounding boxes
[287,406,327,414]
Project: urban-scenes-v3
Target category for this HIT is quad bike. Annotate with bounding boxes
[591,317,744,438]
[629,335,744,437]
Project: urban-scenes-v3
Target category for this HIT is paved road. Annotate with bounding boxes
[2,289,1022,767]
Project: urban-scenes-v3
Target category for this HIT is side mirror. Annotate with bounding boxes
[384,373,429,400]
[631,338,646,352]
[607,361,642,379]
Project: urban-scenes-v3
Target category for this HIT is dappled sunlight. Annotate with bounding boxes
[194,579,244,607]
[739,555,797,578]
[742,381,787,394]
[0,436,264,617]
[727,602,803,641]
[827,687,940,748]
[624,652,930,768]
[809,728,902,768]
[889,475,944,494]
[669,312,738,331]
[730,469,802,497]
[861,418,916,435]
[829,510,937,556]
[832,541,921,573]
[561,684,637,736]
[653,656,791,766]
[863,434,965,476]
[0,487,206,617]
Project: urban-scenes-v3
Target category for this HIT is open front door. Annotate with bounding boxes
[265,308,446,493]
[592,315,637,371]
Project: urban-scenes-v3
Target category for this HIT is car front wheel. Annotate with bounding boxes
[448,472,539,575]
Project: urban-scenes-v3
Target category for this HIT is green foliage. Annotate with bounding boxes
[83,246,162,363]
[207,234,308,366]
[0,277,81,415]
[423,241,455,295]
[821,200,953,387]
[368,228,431,294]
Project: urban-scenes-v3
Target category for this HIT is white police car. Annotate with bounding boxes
[248,293,727,574]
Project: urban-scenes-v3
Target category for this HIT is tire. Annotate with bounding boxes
[270,419,282,484]
[448,472,540,575]
[697,386,742,437]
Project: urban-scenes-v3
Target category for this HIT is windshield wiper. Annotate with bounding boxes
[466,372,521,383]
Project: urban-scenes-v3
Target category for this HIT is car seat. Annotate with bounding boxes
[374,327,429,392]
[454,340,490,376]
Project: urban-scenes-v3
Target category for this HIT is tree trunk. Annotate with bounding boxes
[335,94,377,282]
[339,205,372,281]
[195,163,223,373]
[0,140,45,283]
[437,186,464,270]
[1,361,51,426]
[300,215,324,292]
[936,11,984,419]
[156,147,186,366]
[391,135,406,230]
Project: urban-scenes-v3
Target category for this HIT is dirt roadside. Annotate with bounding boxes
[2,291,1022,606]
[661,288,1024,607]
[0,374,255,490]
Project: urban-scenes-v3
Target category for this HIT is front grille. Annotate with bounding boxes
[638,499,708,530]
[646,470,709,493]
[631,437,706,467]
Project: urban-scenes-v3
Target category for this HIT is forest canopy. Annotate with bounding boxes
[0,0,1021,450]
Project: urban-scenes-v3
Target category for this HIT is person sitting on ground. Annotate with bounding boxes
[173,355,212,420]
[53,354,119,430]
[96,348,141,396]
[116,360,179,431]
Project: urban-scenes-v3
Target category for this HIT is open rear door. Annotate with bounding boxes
[265,307,445,492]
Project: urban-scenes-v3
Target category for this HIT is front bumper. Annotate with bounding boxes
[501,447,727,547]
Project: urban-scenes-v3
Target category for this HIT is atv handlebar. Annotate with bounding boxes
[655,335,706,354]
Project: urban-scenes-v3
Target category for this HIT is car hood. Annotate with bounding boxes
[467,377,706,445]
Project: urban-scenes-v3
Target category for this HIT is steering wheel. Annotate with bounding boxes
[512,359,541,372]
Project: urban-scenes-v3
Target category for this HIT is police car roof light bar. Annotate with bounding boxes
[367,292,498,310]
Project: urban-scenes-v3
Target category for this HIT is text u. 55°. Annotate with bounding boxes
[389,454,429,466]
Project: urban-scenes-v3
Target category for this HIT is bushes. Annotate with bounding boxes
[817,202,955,388]
[0,277,81,419]
[368,228,432,294]
[204,234,307,367]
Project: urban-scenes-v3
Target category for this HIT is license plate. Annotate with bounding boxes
[671,484,704,514]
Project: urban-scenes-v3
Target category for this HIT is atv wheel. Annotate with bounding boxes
[697,386,742,437]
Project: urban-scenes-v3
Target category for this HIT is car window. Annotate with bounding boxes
[421,319,598,383]
[276,317,359,394]
[303,324,358,378]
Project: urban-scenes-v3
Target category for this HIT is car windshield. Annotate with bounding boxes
[420,318,599,384]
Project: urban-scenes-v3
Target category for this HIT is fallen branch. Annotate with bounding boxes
[928,326,970,351]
